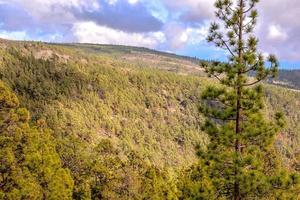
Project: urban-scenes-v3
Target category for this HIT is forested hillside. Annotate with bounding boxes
[0,39,300,199]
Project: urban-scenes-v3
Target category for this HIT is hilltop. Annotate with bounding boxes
[54,42,300,90]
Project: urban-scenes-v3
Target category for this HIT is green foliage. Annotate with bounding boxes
[0,81,73,199]
[265,85,300,170]
[0,42,208,199]
[0,38,300,199]
[185,0,300,199]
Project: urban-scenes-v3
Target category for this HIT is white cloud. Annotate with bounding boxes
[163,22,209,49]
[1,0,299,62]
[185,25,209,45]
[128,0,139,4]
[163,22,186,49]
[161,0,214,22]
[166,0,300,61]
[106,0,118,5]
[72,21,164,48]
[5,0,99,23]
[267,25,287,41]
[160,0,300,60]
[257,0,300,60]
[179,32,188,43]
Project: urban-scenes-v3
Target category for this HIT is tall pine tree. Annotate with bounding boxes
[196,0,300,199]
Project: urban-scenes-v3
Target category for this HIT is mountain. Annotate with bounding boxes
[0,39,299,199]
[270,69,300,89]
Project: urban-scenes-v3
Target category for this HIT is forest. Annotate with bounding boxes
[1,0,300,199]
[0,39,299,199]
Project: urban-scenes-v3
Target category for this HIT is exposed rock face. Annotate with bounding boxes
[34,50,54,59]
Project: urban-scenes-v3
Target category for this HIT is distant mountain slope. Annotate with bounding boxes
[60,42,300,89]
[59,43,203,63]
[271,70,300,89]
[54,43,208,76]
[3,39,300,88]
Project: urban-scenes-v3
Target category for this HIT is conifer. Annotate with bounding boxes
[0,81,74,199]
[197,0,300,199]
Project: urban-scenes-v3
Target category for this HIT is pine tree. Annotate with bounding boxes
[0,81,74,199]
[196,0,300,199]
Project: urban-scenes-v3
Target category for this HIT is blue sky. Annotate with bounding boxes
[0,0,299,69]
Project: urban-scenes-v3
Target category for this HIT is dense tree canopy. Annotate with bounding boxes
[0,81,74,199]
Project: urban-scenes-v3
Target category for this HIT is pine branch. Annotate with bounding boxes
[242,78,264,87]
[218,10,234,26]
[211,73,223,82]
[243,4,255,14]
[227,4,234,13]
[242,18,255,29]
[221,39,236,57]
[242,76,266,87]
[242,62,258,73]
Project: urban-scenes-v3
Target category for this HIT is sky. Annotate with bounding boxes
[0,0,299,69]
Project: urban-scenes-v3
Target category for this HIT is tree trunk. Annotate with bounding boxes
[234,0,244,199]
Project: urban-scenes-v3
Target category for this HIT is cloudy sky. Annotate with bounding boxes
[0,0,299,68]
